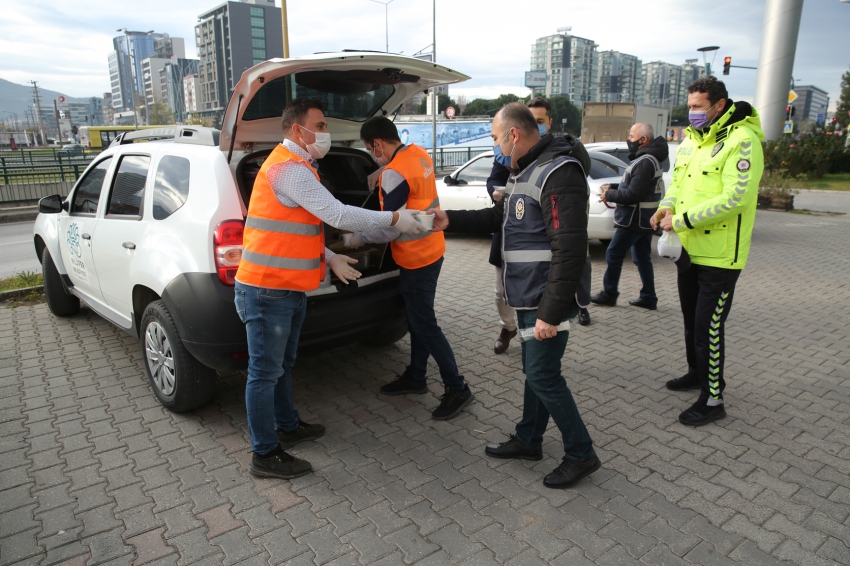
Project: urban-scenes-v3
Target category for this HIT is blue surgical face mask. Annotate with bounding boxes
[538,124,548,136]
[493,130,513,167]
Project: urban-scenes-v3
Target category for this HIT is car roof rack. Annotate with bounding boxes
[110,127,220,148]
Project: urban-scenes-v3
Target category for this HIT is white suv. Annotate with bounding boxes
[33,53,469,412]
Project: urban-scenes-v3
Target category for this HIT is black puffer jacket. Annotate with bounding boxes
[606,136,669,232]
[446,134,589,325]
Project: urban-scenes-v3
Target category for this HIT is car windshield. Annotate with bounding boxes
[242,73,396,122]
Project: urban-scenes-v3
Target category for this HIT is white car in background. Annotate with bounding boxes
[438,150,627,243]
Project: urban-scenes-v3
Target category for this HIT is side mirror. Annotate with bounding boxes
[38,195,64,214]
[443,175,455,186]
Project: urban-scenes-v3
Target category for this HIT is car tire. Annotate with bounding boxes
[362,321,409,347]
[42,248,80,316]
[140,300,215,412]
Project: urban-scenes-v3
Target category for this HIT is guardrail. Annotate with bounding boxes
[0,148,98,167]
[0,164,85,203]
[433,147,491,169]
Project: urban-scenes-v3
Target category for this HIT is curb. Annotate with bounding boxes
[0,285,44,301]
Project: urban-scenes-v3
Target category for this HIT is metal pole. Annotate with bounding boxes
[31,81,47,146]
[753,0,804,141]
[281,0,290,58]
[431,0,437,166]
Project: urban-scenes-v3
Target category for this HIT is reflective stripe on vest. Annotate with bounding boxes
[614,153,663,230]
[379,145,446,269]
[502,154,586,309]
[235,144,326,291]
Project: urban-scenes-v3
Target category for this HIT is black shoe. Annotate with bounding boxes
[494,328,517,354]
[628,298,657,310]
[590,292,616,306]
[679,402,726,426]
[249,445,312,479]
[380,374,428,396]
[578,308,591,326]
[432,385,474,420]
[276,420,326,449]
[484,435,543,461]
[543,454,601,489]
[666,374,700,391]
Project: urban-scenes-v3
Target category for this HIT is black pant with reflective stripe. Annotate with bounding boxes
[677,264,741,404]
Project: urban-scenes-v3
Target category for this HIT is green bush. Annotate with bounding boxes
[763,131,849,178]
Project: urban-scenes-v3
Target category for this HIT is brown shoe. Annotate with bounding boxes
[494,328,517,354]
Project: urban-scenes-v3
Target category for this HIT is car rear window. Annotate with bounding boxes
[242,74,395,122]
[153,156,190,220]
[107,155,150,217]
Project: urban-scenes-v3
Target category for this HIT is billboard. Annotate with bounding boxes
[396,120,492,150]
[525,71,547,88]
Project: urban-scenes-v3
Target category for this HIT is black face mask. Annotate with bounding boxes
[627,138,642,154]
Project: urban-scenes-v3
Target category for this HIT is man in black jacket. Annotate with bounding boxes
[591,124,668,310]
[429,103,600,489]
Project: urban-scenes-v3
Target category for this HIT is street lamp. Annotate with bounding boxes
[697,45,720,76]
[366,0,394,53]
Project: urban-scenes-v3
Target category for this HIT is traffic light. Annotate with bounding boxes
[723,57,731,75]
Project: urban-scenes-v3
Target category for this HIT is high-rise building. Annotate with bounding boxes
[529,28,598,106]
[159,59,200,123]
[140,37,186,107]
[791,85,830,124]
[195,0,283,112]
[184,75,201,114]
[678,59,707,104]
[102,93,114,126]
[597,51,643,103]
[641,60,706,108]
[108,31,171,116]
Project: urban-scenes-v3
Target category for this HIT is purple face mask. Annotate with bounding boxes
[689,101,718,129]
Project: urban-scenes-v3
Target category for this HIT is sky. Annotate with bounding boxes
[1,0,848,110]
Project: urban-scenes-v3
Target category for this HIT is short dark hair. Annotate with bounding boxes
[498,102,538,137]
[527,96,551,117]
[687,76,729,106]
[360,116,401,146]
[281,99,324,133]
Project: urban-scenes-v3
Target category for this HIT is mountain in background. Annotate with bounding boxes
[0,77,98,121]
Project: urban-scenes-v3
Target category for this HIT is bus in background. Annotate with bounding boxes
[79,125,174,151]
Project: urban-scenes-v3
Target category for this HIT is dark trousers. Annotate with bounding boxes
[677,264,741,405]
[602,227,656,305]
[399,257,465,389]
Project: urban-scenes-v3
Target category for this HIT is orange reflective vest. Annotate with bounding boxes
[235,144,326,291]
[378,144,445,269]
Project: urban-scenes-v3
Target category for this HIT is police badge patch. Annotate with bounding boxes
[711,142,724,157]
[736,159,751,172]
[515,197,525,220]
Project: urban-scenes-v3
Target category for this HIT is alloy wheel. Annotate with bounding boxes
[145,321,176,396]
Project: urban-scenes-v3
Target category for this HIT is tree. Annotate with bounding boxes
[461,98,496,116]
[184,114,207,126]
[148,104,175,125]
[416,93,457,115]
[670,104,689,127]
[548,96,582,136]
[836,65,850,129]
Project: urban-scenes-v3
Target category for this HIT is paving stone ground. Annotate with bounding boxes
[2,209,849,566]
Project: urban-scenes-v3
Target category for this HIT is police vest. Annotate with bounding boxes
[235,144,326,291]
[613,154,663,231]
[501,155,586,310]
[378,144,445,270]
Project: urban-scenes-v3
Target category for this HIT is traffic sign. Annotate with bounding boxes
[445,106,456,119]
[788,90,798,104]
[783,121,794,134]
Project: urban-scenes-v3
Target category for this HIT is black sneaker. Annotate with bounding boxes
[484,435,543,461]
[590,292,616,306]
[666,374,700,391]
[432,385,474,420]
[380,374,428,396]
[543,454,601,489]
[249,445,312,479]
[276,420,326,449]
[679,401,726,426]
[578,308,591,326]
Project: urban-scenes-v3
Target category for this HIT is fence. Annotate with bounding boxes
[432,146,491,169]
[0,163,88,203]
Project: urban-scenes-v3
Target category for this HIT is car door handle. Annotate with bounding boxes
[122,242,136,250]
[82,233,91,240]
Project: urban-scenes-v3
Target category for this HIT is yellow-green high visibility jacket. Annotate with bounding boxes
[659,101,764,270]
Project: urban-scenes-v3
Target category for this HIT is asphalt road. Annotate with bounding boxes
[0,220,40,279]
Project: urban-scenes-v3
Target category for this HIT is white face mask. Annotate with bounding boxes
[299,126,331,160]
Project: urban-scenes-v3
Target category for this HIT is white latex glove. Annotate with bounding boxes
[367,167,384,192]
[393,209,427,235]
[341,232,364,249]
[328,254,361,284]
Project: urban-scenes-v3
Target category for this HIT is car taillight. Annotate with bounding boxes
[214,220,244,286]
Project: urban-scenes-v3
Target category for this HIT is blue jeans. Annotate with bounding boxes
[514,308,595,462]
[234,282,307,455]
[399,257,464,389]
[602,227,657,305]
